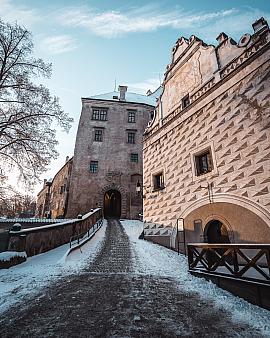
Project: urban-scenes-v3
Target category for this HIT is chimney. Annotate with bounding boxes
[252,17,268,33]
[43,179,47,187]
[118,85,127,101]
[216,32,228,44]
[65,156,69,163]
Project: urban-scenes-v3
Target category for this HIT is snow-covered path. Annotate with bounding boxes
[0,220,107,314]
[0,219,269,338]
[122,220,270,337]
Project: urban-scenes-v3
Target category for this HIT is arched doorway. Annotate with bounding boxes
[104,190,121,218]
[204,220,230,244]
[204,219,231,266]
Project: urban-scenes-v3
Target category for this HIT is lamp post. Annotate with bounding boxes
[136,180,141,194]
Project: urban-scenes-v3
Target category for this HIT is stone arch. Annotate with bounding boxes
[179,193,270,228]
[99,184,127,218]
[204,219,231,243]
[203,214,235,242]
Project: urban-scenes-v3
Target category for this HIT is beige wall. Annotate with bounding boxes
[184,202,270,244]
[143,19,270,245]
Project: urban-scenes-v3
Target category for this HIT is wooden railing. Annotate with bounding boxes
[188,243,270,285]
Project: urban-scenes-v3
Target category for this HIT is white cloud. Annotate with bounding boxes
[56,5,270,41]
[57,6,237,38]
[0,0,40,27]
[40,35,78,55]
[127,78,161,94]
[198,8,270,42]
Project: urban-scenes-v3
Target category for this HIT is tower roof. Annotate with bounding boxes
[88,88,160,106]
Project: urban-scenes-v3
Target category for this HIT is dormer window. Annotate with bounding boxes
[182,94,190,109]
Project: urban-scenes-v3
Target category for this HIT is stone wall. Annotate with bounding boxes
[8,208,102,257]
[143,18,270,247]
[67,98,154,219]
[36,158,73,218]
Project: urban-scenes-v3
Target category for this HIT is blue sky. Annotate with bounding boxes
[1,0,270,193]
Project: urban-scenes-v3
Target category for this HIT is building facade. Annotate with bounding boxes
[66,86,156,219]
[36,157,73,219]
[143,18,270,249]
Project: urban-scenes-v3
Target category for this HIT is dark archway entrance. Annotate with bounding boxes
[204,220,231,266]
[104,190,121,218]
[205,220,230,244]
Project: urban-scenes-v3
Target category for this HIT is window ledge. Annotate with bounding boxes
[152,186,166,192]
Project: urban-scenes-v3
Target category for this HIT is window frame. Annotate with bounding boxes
[128,110,136,123]
[130,153,139,163]
[190,142,218,181]
[94,129,103,142]
[195,150,213,176]
[89,161,98,173]
[127,131,136,144]
[182,94,190,109]
[91,108,108,121]
[153,171,165,191]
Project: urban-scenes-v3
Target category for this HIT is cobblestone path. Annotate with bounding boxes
[0,219,263,338]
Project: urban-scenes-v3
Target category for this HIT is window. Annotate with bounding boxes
[92,108,107,121]
[153,172,165,191]
[94,129,103,142]
[128,111,136,123]
[195,149,213,176]
[130,153,138,162]
[182,94,190,109]
[90,161,98,173]
[127,132,136,144]
[59,185,65,194]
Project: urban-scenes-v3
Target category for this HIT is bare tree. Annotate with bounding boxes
[0,19,73,186]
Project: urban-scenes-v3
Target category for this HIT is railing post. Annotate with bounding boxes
[232,249,239,275]
[187,245,193,269]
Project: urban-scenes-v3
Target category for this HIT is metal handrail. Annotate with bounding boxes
[69,218,103,248]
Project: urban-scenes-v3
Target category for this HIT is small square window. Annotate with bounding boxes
[127,132,135,144]
[90,161,98,173]
[153,172,165,191]
[195,150,213,176]
[182,94,190,109]
[128,111,136,123]
[94,129,103,142]
[130,153,138,162]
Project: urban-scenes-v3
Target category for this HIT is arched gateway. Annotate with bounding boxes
[103,190,121,218]
[204,220,230,244]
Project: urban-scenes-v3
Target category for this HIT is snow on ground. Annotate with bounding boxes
[121,219,270,337]
[0,251,27,261]
[0,220,107,314]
